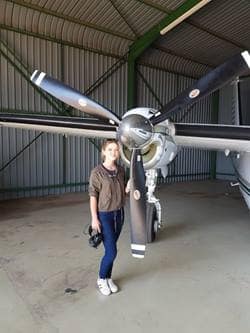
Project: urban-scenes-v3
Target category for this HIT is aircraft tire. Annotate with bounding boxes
[146,202,157,243]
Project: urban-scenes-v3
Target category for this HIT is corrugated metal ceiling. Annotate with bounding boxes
[0,0,249,78]
[189,0,250,49]
[140,48,210,79]
[154,22,242,67]
[153,0,250,71]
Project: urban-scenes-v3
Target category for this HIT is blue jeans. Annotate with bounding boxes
[98,208,124,279]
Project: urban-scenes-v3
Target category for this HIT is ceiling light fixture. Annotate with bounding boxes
[160,0,212,35]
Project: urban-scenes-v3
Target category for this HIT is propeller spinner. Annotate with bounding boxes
[117,114,153,149]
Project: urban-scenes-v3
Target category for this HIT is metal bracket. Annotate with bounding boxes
[145,169,162,229]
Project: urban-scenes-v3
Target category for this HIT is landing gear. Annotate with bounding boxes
[145,169,163,243]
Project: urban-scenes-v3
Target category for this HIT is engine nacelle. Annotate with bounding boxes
[119,107,178,174]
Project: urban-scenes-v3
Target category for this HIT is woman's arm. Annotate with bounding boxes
[90,196,101,233]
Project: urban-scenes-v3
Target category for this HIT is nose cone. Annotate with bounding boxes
[117,114,153,149]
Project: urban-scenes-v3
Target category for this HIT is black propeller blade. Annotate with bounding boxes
[129,149,147,258]
[30,70,121,125]
[151,50,250,125]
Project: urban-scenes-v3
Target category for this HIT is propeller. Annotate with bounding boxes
[30,70,121,125]
[129,149,147,258]
[151,50,250,125]
[27,50,250,258]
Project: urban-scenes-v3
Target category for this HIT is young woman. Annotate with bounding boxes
[89,139,129,296]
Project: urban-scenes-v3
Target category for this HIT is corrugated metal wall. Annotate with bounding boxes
[0,27,213,200]
[0,28,127,200]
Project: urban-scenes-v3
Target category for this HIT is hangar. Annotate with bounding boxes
[1,0,250,332]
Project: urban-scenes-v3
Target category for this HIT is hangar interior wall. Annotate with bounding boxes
[0,28,213,200]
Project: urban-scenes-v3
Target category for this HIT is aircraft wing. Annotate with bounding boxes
[174,123,250,153]
[0,113,117,139]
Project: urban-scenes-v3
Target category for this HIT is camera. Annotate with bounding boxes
[88,225,103,248]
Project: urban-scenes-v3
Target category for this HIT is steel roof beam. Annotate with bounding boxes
[135,0,248,50]
[128,0,211,60]
[109,0,138,37]
[135,0,171,13]
[127,0,211,108]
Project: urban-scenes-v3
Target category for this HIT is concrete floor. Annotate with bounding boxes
[1,180,250,333]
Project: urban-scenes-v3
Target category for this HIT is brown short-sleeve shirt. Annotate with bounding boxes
[89,164,126,212]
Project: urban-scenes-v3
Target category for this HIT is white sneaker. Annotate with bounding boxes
[97,278,111,296]
[107,278,118,293]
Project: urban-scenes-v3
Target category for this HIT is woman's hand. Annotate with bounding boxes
[92,217,101,233]
[125,179,131,194]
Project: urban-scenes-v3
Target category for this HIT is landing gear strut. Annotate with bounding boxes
[145,169,163,243]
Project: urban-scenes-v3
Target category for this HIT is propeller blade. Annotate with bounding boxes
[129,149,147,258]
[152,50,250,125]
[30,70,121,125]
